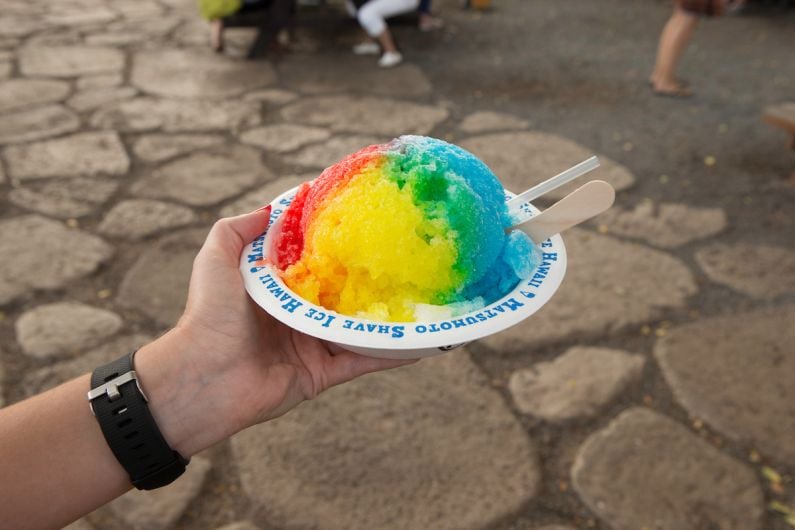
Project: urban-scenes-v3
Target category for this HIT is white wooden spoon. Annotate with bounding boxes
[511,180,615,243]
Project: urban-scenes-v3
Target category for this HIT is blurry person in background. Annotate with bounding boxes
[650,0,745,97]
[418,0,444,31]
[348,0,420,68]
[207,0,295,58]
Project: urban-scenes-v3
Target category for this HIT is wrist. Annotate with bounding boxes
[132,326,244,457]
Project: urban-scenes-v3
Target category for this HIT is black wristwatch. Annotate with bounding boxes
[87,351,189,490]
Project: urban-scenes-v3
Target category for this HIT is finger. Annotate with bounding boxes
[323,349,418,388]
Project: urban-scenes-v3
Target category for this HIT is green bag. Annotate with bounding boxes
[198,0,242,20]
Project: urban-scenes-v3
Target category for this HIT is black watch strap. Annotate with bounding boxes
[88,351,189,490]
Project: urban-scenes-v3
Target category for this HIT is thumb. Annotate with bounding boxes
[206,205,272,258]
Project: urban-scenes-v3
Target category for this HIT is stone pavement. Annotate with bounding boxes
[1,0,794,529]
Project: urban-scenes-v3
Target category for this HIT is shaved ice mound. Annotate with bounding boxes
[273,135,539,322]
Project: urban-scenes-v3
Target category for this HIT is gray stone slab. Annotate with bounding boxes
[459,111,530,133]
[91,97,262,132]
[7,177,119,218]
[572,408,764,530]
[46,9,117,27]
[172,18,216,46]
[75,73,123,90]
[695,242,795,299]
[279,55,433,98]
[132,48,276,99]
[216,523,260,530]
[0,215,113,306]
[239,124,331,153]
[459,132,635,200]
[480,228,697,352]
[118,229,207,327]
[281,96,449,136]
[283,135,386,169]
[232,352,540,530]
[0,16,48,37]
[20,334,153,398]
[19,46,124,77]
[219,174,313,217]
[511,525,575,530]
[84,31,149,46]
[113,0,165,19]
[243,88,298,106]
[122,15,181,36]
[0,104,80,144]
[24,30,82,48]
[0,79,70,113]
[66,86,138,112]
[132,134,225,162]
[655,304,795,465]
[15,302,123,359]
[98,199,197,239]
[509,347,645,422]
[0,36,21,49]
[108,457,212,530]
[3,131,129,180]
[0,61,10,79]
[595,200,727,248]
[131,144,270,207]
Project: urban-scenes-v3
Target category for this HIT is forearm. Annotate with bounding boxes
[0,327,245,529]
[0,374,130,529]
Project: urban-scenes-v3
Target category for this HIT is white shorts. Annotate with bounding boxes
[347,0,420,37]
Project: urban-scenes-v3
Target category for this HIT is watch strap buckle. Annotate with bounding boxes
[87,370,148,416]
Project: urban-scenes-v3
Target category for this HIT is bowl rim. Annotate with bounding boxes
[240,186,567,351]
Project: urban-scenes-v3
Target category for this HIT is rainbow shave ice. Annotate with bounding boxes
[273,136,540,322]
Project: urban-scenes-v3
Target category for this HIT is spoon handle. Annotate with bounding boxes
[506,156,601,210]
[511,180,615,243]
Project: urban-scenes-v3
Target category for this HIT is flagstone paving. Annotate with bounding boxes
[232,352,541,530]
[7,176,120,218]
[655,305,795,466]
[15,301,123,359]
[572,408,764,530]
[1,0,793,529]
[508,347,645,422]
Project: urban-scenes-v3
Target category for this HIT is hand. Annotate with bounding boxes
[135,208,414,457]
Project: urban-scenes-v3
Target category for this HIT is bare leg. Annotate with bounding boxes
[651,6,698,95]
[210,19,224,52]
[375,28,397,53]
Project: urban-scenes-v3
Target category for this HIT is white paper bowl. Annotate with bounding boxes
[240,186,567,359]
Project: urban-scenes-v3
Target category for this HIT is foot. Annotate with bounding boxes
[378,51,403,68]
[651,80,692,98]
[648,76,690,88]
[419,15,444,32]
[353,41,380,55]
